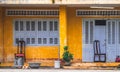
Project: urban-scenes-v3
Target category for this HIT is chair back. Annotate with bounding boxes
[93,40,101,54]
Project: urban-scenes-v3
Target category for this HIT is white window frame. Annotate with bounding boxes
[13,19,59,46]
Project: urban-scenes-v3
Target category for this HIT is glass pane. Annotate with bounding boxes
[15,38,19,44]
[31,38,35,44]
[26,38,30,44]
[20,38,24,41]
[38,38,42,44]
[54,38,58,44]
[54,21,58,31]
[26,21,30,31]
[112,22,115,44]
[43,38,47,44]
[85,21,89,44]
[31,21,35,31]
[15,21,19,31]
[43,21,47,31]
[119,22,120,44]
[108,22,111,44]
[90,21,93,44]
[20,21,24,31]
[38,21,41,31]
[49,21,53,31]
[49,38,53,44]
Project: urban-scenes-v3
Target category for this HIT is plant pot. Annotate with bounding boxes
[64,62,71,66]
[29,62,41,69]
[54,60,60,68]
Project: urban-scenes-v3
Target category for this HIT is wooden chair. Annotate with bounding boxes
[93,40,106,62]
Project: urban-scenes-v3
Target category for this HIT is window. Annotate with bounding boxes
[77,10,120,16]
[84,20,94,44]
[14,19,59,46]
[7,9,59,16]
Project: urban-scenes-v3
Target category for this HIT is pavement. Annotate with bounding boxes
[0,69,120,72]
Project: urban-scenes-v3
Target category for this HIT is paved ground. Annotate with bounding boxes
[0,69,120,72]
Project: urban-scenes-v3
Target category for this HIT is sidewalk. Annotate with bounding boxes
[0,69,120,72]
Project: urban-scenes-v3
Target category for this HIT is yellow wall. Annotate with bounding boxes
[2,6,120,63]
[2,7,59,62]
[67,7,82,60]
[59,6,68,58]
[0,7,4,62]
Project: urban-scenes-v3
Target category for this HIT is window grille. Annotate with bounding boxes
[7,9,59,16]
[77,10,120,16]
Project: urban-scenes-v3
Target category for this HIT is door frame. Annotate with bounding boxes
[82,18,119,62]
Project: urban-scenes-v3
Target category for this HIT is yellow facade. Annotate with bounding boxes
[1,7,60,62]
[0,7,4,62]
[59,6,68,58]
[1,5,120,67]
[0,6,83,63]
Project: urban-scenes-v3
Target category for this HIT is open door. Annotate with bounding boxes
[82,20,94,62]
[106,20,117,62]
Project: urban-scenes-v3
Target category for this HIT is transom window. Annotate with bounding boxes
[7,9,59,16]
[13,19,59,46]
[77,10,120,16]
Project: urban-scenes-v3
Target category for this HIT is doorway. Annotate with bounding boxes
[94,20,106,54]
[82,19,120,62]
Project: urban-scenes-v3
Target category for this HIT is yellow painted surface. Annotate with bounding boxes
[0,7,4,62]
[1,6,120,67]
[59,6,68,58]
[67,7,82,59]
[2,7,59,62]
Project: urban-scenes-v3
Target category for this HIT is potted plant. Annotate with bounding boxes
[62,46,73,66]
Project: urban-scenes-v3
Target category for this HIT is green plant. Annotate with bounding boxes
[62,46,73,62]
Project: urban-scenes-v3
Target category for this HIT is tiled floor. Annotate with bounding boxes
[0,69,120,72]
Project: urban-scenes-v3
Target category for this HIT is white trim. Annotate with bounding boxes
[6,9,59,16]
[13,19,59,46]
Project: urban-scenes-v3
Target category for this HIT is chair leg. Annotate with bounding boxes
[99,55,101,62]
[104,55,106,62]
[94,55,95,62]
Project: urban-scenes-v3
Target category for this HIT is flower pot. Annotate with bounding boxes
[64,62,71,66]
[29,62,41,69]
[54,60,60,68]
